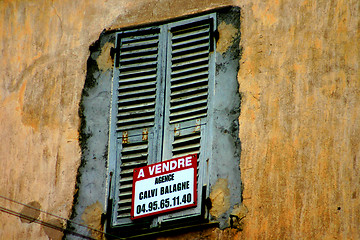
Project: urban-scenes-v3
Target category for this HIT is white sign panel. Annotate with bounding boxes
[131,154,197,220]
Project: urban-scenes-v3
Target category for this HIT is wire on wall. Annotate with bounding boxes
[0,194,123,240]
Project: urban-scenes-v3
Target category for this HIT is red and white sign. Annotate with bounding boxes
[131,154,197,220]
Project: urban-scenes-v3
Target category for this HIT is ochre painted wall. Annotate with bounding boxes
[0,0,359,239]
[238,1,360,239]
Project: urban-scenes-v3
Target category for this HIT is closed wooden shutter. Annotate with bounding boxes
[110,27,164,226]
[160,14,215,223]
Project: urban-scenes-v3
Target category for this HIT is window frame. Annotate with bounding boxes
[104,7,242,237]
[107,13,216,229]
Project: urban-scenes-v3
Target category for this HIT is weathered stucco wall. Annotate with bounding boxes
[0,0,359,239]
[237,1,360,239]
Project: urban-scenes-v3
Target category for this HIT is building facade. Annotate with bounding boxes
[0,0,359,239]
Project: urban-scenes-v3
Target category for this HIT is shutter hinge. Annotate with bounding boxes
[122,131,128,144]
[210,17,218,52]
[142,128,148,141]
[194,119,201,132]
[174,124,180,136]
[112,36,121,68]
[110,47,117,60]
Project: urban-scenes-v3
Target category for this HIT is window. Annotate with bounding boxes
[106,8,241,236]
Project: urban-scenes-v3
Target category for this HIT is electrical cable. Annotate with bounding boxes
[0,194,101,234]
[0,205,95,240]
[0,194,122,239]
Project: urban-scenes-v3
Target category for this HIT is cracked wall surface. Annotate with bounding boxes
[0,0,359,239]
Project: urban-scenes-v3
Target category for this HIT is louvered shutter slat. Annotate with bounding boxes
[172,69,208,81]
[172,38,209,50]
[173,133,201,145]
[119,74,157,84]
[172,29,210,43]
[120,54,158,65]
[119,183,133,189]
[119,80,156,90]
[119,68,157,79]
[121,32,159,41]
[170,99,208,111]
[117,108,155,117]
[171,86,207,98]
[171,56,209,68]
[170,93,207,105]
[117,115,154,125]
[172,40,209,52]
[171,64,207,76]
[171,78,208,89]
[120,61,158,70]
[119,193,132,199]
[170,113,207,124]
[121,38,158,48]
[172,49,209,61]
[118,95,155,105]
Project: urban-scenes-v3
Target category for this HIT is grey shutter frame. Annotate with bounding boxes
[108,27,165,227]
[160,13,216,223]
[108,12,216,228]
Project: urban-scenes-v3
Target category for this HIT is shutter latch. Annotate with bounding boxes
[194,119,201,132]
[122,131,128,144]
[142,128,148,141]
[174,124,180,136]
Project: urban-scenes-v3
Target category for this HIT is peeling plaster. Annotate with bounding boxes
[209,178,231,218]
[81,201,104,239]
[96,42,114,71]
[42,218,64,240]
[216,21,238,53]
[19,201,41,224]
[229,204,248,230]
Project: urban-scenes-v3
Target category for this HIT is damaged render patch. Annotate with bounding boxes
[42,218,64,240]
[216,21,238,54]
[96,42,114,71]
[19,201,41,223]
[81,201,104,239]
[229,203,248,230]
[209,178,231,219]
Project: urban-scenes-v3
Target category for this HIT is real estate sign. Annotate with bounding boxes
[131,154,197,220]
